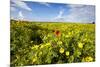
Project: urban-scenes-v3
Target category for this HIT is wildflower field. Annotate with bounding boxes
[10,20,95,66]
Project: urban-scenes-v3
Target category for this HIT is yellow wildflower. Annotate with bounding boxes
[40,45,44,49]
[68,32,71,35]
[78,42,83,48]
[57,41,62,45]
[46,43,51,46]
[65,35,69,38]
[85,56,93,62]
[31,45,39,49]
[59,48,64,54]
[65,51,70,56]
[32,58,36,63]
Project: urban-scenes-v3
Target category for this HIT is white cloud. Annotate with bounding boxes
[64,5,95,23]
[53,5,95,23]
[38,2,50,7]
[68,4,85,8]
[18,11,24,20]
[11,0,32,11]
[53,9,65,21]
[11,7,16,11]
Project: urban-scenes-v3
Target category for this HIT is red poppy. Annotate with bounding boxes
[53,30,61,37]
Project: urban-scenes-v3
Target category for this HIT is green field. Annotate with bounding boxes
[10,20,95,66]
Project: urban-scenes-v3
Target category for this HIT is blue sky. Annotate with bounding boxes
[10,0,95,23]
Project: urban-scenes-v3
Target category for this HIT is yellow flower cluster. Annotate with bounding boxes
[85,56,93,62]
[31,45,39,50]
[82,56,93,62]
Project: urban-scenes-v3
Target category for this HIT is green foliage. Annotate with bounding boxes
[10,20,95,66]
